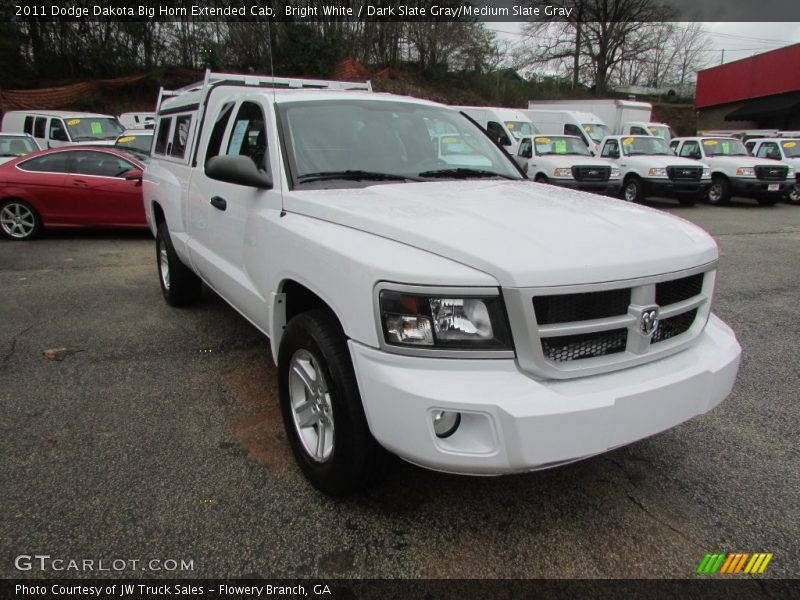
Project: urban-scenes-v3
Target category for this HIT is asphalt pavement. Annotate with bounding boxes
[1,196,798,580]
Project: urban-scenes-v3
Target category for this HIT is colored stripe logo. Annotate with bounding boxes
[696,552,773,574]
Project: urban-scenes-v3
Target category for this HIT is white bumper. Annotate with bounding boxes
[349,314,741,475]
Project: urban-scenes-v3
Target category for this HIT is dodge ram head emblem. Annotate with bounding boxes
[640,306,660,336]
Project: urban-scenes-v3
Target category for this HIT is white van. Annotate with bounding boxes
[118,112,156,130]
[1,110,123,148]
[523,109,610,154]
[453,106,537,154]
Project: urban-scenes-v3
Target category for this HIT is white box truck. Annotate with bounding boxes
[522,108,610,155]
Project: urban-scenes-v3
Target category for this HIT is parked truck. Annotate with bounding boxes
[529,99,675,140]
[452,106,537,154]
[143,71,741,495]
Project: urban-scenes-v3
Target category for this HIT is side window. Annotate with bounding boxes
[601,140,619,159]
[669,140,679,155]
[745,141,756,155]
[33,117,46,138]
[225,101,268,169]
[679,141,701,159]
[564,124,581,137]
[70,151,135,177]
[518,138,533,159]
[50,119,69,142]
[154,117,172,155]
[18,152,69,173]
[630,126,647,135]
[205,102,235,164]
[24,116,34,135]
[486,121,511,146]
[170,114,192,159]
[757,142,780,159]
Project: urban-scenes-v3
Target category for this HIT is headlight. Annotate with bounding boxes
[702,167,710,179]
[379,290,512,350]
[610,168,621,179]
[736,167,755,177]
[648,167,667,177]
[553,168,573,178]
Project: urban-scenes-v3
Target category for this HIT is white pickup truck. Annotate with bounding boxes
[144,71,741,495]
[599,135,711,205]
[670,136,794,206]
[744,137,800,204]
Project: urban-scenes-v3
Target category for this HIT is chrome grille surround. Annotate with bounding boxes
[502,261,717,380]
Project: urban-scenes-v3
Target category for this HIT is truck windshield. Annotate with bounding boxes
[534,135,590,156]
[781,140,800,158]
[648,125,672,140]
[505,121,536,140]
[278,100,523,186]
[115,133,154,153]
[583,123,610,143]
[0,135,38,156]
[622,136,671,156]
[701,138,748,156]
[65,117,124,141]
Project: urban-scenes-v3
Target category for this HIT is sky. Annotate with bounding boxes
[486,21,800,68]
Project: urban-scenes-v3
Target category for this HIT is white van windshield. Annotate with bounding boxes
[65,117,124,141]
[278,100,522,187]
[648,125,672,140]
[505,121,536,140]
[583,123,610,143]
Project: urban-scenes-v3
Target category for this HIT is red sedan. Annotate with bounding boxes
[0,146,146,240]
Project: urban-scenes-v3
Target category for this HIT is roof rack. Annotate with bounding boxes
[156,69,372,112]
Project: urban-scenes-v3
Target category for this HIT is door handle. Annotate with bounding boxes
[209,196,227,211]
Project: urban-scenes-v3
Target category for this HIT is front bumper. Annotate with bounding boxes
[642,177,709,197]
[729,177,793,198]
[554,179,622,196]
[350,314,740,475]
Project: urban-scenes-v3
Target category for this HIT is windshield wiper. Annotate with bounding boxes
[297,170,421,183]
[418,168,514,180]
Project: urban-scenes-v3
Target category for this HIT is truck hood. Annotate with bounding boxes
[284,180,717,287]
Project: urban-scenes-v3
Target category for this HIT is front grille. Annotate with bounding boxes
[652,309,697,344]
[656,273,703,306]
[533,288,630,325]
[572,165,610,182]
[755,165,788,180]
[542,329,628,362]
[667,166,703,181]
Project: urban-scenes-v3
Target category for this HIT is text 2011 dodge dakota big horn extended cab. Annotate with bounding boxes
[144,71,741,495]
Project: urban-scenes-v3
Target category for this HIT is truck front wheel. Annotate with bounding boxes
[707,177,731,205]
[622,176,644,203]
[278,309,387,496]
[156,222,202,306]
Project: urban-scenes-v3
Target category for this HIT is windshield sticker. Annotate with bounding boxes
[583,125,593,132]
[117,136,136,143]
[535,137,551,143]
[67,119,81,126]
[703,139,718,146]
[721,142,731,154]
[90,122,103,135]
[622,137,634,145]
[648,127,658,133]
[554,140,567,153]
[441,136,458,144]
[784,141,797,148]
[506,123,514,129]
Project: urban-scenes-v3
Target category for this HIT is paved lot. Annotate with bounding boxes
[1,196,798,580]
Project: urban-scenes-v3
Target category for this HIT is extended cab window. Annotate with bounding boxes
[18,152,69,173]
[154,117,172,155]
[225,102,267,169]
[33,117,46,139]
[170,114,192,159]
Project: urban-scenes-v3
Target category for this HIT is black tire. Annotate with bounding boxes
[156,221,202,306]
[707,176,730,205]
[0,199,42,241]
[788,185,799,205]
[757,196,778,207]
[622,176,643,203]
[534,174,549,184]
[278,309,388,496]
[678,196,697,207]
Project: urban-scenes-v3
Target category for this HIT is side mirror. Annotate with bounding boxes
[123,168,143,181]
[206,155,273,189]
